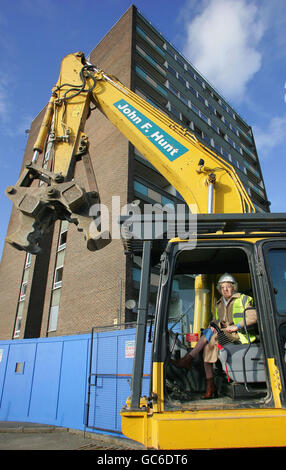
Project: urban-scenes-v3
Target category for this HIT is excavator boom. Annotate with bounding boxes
[5,52,254,254]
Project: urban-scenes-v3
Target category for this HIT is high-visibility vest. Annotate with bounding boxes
[216,294,256,344]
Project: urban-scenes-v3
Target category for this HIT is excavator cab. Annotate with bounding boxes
[164,244,267,406]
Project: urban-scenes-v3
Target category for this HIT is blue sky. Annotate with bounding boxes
[0,0,285,256]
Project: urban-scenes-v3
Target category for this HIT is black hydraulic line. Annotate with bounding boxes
[53,65,97,103]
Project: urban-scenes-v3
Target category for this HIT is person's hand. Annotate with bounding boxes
[226,325,239,333]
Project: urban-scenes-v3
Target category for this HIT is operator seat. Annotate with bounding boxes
[219,342,266,383]
[209,321,266,384]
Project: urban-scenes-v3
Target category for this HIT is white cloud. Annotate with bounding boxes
[182,0,266,102]
[253,114,286,158]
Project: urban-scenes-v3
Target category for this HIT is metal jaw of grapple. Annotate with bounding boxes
[5,162,111,254]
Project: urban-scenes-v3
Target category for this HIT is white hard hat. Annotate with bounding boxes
[217,273,238,293]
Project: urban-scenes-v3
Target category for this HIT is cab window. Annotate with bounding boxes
[268,248,286,315]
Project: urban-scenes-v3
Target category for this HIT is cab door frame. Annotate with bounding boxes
[154,239,272,408]
[257,238,286,407]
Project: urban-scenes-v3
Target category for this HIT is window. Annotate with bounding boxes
[170,104,181,120]
[190,103,200,115]
[213,142,222,154]
[168,82,178,96]
[178,75,187,87]
[195,76,204,87]
[134,180,148,197]
[234,142,241,153]
[25,252,32,268]
[162,196,175,208]
[181,114,191,127]
[227,136,235,148]
[279,324,286,364]
[148,187,162,203]
[193,125,202,137]
[175,56,185,69]
[221,101,228,111]
[21,267,30,291]
[202,134,211,146]
[58,230,67,250]
[268,249,286,315]
[20,281,28,301]
[14,301,25,338]
[167,274,196,333]
[14,319,22,338]
[267,247,286,366]
[211,121,218,133]
[188,85,197,97]
[179,93,189,106]
[166,45,176,59]
[167,64,177,77]
[220,130,226,139]
[58,220,68,250]
[132,266,158,319]
[54,266,63,289]
[200,112,209,124]
[197,93,205,105]
[187,68,195,80]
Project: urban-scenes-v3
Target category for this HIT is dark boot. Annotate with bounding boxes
[201,378,218,399]
[172,353,193,370]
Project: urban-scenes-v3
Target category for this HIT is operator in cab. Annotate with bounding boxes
[173,273,257,399]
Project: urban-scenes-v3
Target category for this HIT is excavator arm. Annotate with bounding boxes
[5,52,255,253]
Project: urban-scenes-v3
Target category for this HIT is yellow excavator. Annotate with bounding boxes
[5,52,286,449]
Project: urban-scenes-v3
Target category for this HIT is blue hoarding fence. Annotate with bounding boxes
[0,326,152,435]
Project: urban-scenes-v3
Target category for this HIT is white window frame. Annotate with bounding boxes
[13,322,21,338]
[13,301,25,338]
[20,281,28,301]
[25,252,32,268]
[54,266,63,289]
[58,230,67,251]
